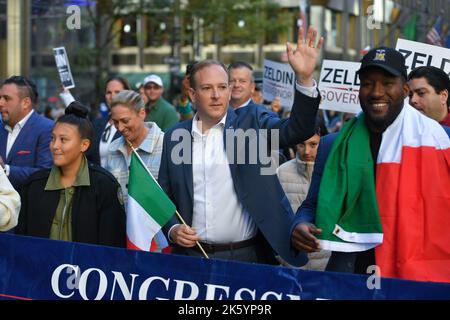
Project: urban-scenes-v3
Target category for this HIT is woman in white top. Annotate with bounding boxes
[0,169,20,231]
[89,76,132,167]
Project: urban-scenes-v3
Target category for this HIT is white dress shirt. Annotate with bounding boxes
[295,79,319,98]
[5,110,35,159]
[191,114,257,243]
[168,82,319,243]
[4,110,35,176]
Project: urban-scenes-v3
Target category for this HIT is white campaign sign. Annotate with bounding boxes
[318,59,361,114]
[53,46,75,89]
[262,59,295,110]
[395,38,450,76]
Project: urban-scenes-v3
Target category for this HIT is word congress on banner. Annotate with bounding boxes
[2,234,450,300]
[318,59,361,114]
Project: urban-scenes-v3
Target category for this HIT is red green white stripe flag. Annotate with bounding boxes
[375,105,450,282]
[315,104,450,283]
[126,151,175,252]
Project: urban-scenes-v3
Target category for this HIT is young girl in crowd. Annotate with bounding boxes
[17,102,126,248]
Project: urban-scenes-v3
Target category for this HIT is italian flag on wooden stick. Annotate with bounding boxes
[126,151,175,252]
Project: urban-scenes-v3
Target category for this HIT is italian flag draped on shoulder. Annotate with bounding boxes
[316,105,450,283]
[127,151,175,252]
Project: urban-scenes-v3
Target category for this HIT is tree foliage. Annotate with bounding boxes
[184,0,290,45]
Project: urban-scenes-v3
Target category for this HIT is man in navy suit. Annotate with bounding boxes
[0,76,53,190]
[228,60,292,164]
[228,60,279,117]
[159,27,324,266]
[229,61,258,111]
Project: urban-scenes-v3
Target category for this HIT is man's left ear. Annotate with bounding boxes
[21,97,33,110]
[440,89,449,105]
[188,87,196,103]
[138,107,146,119]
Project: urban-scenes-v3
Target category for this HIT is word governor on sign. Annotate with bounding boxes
[320,89,360,104]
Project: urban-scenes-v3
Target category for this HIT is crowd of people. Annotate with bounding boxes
[0,26,449,284]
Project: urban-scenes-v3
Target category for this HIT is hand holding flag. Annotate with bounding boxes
[126,142,209,258]
[169,224,202,248]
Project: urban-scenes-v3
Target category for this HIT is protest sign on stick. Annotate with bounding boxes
[53,47,75,89]
[318,59,361,114]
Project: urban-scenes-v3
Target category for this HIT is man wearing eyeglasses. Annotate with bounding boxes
[143,74,179,131]
[0,76,53,189]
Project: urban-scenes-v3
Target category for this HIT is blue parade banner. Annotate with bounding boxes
[0,233,449,300]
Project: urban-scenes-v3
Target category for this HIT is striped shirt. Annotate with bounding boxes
[105,122,164,207]
[105,122,167,252]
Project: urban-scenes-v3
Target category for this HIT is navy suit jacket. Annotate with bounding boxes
[0,111,53,190]
[159,89,320,267]
[86,116,121,165]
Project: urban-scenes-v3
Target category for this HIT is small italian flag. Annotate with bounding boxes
[126,151,175,252]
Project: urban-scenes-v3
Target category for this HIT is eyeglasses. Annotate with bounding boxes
[144,84,162,90]
[101,124,112,143]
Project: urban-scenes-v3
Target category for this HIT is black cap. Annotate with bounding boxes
[357,47,407,79]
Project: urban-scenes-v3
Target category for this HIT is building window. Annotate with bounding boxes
[120,16,137,47]
[144,53,167,65]
[325,9,339,49]
[146,16,171,47]
[112,54,137,66]
[221,51,256,65]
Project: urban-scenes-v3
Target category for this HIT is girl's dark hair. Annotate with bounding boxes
[56,101,94,148]
[105,76,132,91]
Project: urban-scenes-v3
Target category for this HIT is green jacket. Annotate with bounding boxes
[145,97,179,131]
